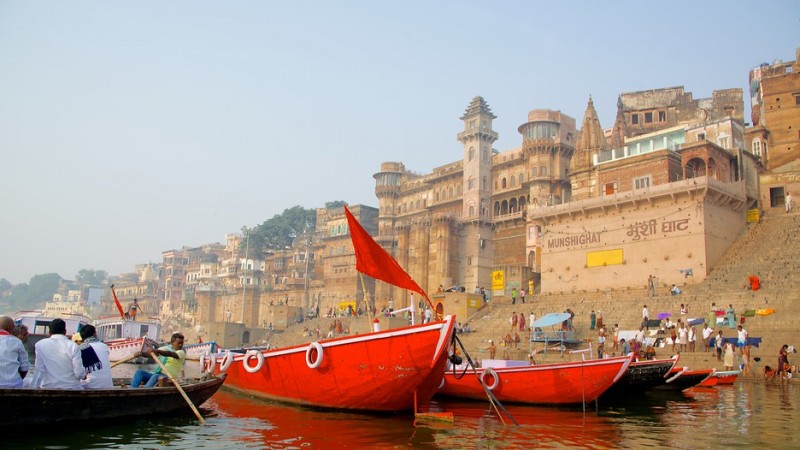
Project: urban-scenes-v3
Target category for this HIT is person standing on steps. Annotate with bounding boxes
[520,288,526,304]
[511,287,517,305]
[786,191,793,213]
[590,310,596,331]
[715,331,724,362]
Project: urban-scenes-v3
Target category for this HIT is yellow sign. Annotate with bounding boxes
[746,208,759,223]
[586,249,624,268]
[491,270,505,291]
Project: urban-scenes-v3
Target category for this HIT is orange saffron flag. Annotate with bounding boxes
[344,206,431,305]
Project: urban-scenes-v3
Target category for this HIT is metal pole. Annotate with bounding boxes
[241,229,249,325]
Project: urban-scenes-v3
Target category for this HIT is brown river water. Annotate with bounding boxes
[7,363,798,449]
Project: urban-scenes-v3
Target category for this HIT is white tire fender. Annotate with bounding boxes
[306,342,324,369]
[242,349,265,373]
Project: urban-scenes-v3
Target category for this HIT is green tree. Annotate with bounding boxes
[0,278,12,293]
[7,273,62,310]
[243,206,317,256]
[75,269,108,286]
[325,200,347,209]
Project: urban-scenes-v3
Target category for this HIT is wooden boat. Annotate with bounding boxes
[94,316,162,362]
[437,353,634,405]
[207,206,458,413]
[598,355,679,402]
[14,311,92,360]
[0,375,226,427]
[699,370,739,386]
[653,367,715,391]
[209,315,455,412]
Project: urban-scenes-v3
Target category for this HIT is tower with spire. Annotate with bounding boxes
[457,96,498,290]
[570,96,606,201]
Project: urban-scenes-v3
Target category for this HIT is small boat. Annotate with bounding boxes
[207,206,457,413]
[0,375,226,427]
[437,353,634,405]
[94,316,162,362]
[209,316,456,412]
[653,367,715,391]
[14,311,92,360]
[699,370,739,386]
[598,355,679,402]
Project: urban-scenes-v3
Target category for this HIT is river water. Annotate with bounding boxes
[7,363,798,449]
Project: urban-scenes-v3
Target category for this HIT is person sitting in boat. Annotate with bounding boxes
[78,325,112,389]
[34,318,84,389]
[620,338,631,355]
[130,333,186,388]
[127,298,139,321]
[0,315,29,388]
[644,345,656,361]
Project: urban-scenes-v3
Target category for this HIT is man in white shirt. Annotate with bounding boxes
[0,316,29,388]
[78,324,112,389]
[702,324,714,352]
[34,318,84,389]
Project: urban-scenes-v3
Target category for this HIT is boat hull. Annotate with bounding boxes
[0,375,225,427]
[598,356,679,402]
[654,367,714,391]
[699,370,739,386]
[213,315,455,412]
[438,354,633,405]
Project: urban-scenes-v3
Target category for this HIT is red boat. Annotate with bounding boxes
[208,206,457,412]
[654,367,715,391]
[436,353,634,405]
[698,370,739,386]
[210,315,455,411]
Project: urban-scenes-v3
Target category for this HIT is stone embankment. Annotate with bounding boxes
[260,210,800,380]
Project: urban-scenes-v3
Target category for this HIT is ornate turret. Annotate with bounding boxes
[608,96,627,150]
[570,96,605,201]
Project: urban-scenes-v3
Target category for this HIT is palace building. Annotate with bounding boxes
[373,87,760,304]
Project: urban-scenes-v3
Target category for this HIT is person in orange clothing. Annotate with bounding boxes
[748,275,760,291]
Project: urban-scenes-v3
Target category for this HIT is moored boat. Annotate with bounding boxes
[14,311,92,360]
[598,355,679,403]
[699,370,739,386]
[94,316,162,362]
[209,315,455,412]
[437,353,634,405]
[653,367,715,391]
[0,375,226,427]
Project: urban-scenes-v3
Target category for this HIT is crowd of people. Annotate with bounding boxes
[0,315,190,391]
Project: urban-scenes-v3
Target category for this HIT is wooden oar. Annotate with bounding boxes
[110,354,140,368]
[148,352,205,424]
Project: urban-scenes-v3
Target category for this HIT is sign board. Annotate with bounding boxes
[746,208,759,223]
[491,270,505,291]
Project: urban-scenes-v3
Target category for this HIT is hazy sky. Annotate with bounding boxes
[1,1,797,284]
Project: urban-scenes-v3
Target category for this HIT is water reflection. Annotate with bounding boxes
[5,377,798,449]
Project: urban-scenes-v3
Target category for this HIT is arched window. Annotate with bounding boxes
[456,185,462,195]
[510,198,518,212]
[541,166,547,176]
[501,200,509,215]
[494,202,501,216]
[519,172,525,183]
[502,178,507,188]
[468,147,476,161]
[510,175,516,187]
[449,187,454,199]
[481,148,488,162]
[469,205,475,216]
[532,166,538,177]
[468,176,476,190]
[435,191,439,201]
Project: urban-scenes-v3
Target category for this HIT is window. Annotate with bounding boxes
[644,112,653,123]
[658,111,666,122]
[631,114,639,125]
[541,166,547,176]
[718,136,729,149]
[510,175,516,187]
[502,178,507,188]
[532,167,538,177]
[795,94,800,105]
[752,140,762,157]
[698,132,706,141]
[468,177,476,190]
[604,182,617,195]
[468,147,475,161]
[634,176,651,190]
